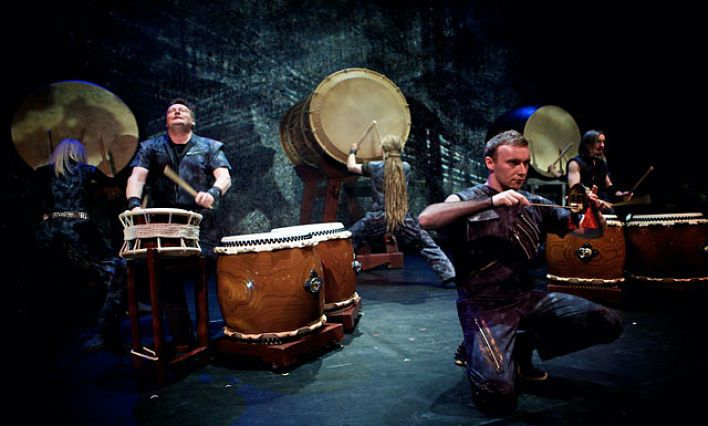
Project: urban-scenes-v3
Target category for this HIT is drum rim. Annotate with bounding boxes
[308,67,411,165]
[119,207,203,219]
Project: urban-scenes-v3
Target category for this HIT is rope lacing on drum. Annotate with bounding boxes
[221,232,314,248]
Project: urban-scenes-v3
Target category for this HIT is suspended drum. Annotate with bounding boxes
[624,213,708,283]
[488,105,580,179]
[272,222,360,313]
[214,230,325,342]
[280,68,411,167]
[11,80,139,176]
[546,215,626,286]
[118,208,203,259]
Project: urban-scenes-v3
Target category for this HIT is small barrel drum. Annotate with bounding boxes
[214,230,326,342]
[624,212,708,283]
[272,222,360,313]
[118,208,203,259]
[546,215,626,286]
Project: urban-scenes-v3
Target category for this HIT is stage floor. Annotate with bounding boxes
[9,254,706,425]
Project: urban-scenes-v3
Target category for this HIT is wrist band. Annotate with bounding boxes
[349,148,358,155]
[127,197,142,210]
[207,186,222,201]
[489,196,494,208]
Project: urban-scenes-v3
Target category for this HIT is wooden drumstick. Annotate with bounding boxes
[163,165,214,210]
[97,134,113,176]
[629,166,655,193]
[529,202,583,213]
[372,120,383,145]
[356,120,377,147]
[549,143,574,167]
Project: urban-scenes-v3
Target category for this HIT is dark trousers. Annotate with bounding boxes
[456,290,623,413]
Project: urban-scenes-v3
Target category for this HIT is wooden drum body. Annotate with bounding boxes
[546,215,626,286]
[624,213,708,283]
[214,231,325,342]
[272,223,359,313]
[119,208,203,259]
[280,67,411,167]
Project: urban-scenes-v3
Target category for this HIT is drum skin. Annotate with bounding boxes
[624,214,708,281]
[546,220,626,283]
[217,246,324,335]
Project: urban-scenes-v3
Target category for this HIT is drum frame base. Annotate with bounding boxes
[126,249,210,387]
[326,297,362,333]
[356,232,404,271]
[214,323,344,371]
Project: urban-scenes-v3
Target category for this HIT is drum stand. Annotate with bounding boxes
[294,160,404,271]
[214,324,344,371]
[126,249,210,386]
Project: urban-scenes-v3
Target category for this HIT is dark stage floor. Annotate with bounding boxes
[10,254,707,425]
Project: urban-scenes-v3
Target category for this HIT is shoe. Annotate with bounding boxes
[516,363,548,381]
[453,342,466,367]
[82,333,108,352]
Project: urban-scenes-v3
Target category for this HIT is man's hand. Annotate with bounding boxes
[491,190,530,208]
[195,191,215,209]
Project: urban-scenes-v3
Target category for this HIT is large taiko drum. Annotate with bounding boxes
[624,213,708,283]
[280,68,411,168]
[546,215,626,286]
[118,208,203,259]
[214,230,325,342]
[272,222,360,313]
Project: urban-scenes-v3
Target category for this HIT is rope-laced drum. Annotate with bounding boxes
[546,215,626,287]
[118,208,203,259]
[214,230,325,343]
[280,67,410,167]
[624,212,708,283]
[272,222,360,313]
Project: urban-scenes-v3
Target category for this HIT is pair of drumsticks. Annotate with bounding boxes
[529,166,655,211]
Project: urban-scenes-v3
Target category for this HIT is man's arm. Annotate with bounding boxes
[347,144,363,175]
[195,167,231,208]
[126,166,148,210]
[419,190,531,229]
[566,160,580,188]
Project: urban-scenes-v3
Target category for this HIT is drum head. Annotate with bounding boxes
[11,80,139,175]
[309,68,411,164]
[523,105,580,178]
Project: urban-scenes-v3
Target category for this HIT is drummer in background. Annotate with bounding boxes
[124,98,232,347]
[347,134,455,286]
[33,138,127,351]
[549,129,632,211]
[418,130,623,415]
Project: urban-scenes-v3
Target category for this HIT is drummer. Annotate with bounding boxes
[124,98,232,347]
[347,134,455,285]
[32,139,127,352]
[550,130,632,211]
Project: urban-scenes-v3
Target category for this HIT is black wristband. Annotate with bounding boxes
[127,197,142,210]
[207,186,222,201]
[489,196,494,208]
[349,148,358,155]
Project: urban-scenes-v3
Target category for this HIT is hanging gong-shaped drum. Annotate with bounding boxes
[280,68,411,167]
[487,105,580,179]
[11,80,139,175]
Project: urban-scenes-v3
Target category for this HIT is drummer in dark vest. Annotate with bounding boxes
[564,130,632,211]
[123,98,232,347]
[418,130,623,414]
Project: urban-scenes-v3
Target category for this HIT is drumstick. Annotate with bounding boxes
[356,120,377,147]
[97,134,113,176]
[549,143,574,167]
[529,202,581,212]
[372,120,383,145]
[629,166,655,193]
[163,165,214,210]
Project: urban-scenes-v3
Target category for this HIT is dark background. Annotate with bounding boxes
[2,0,703,259]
